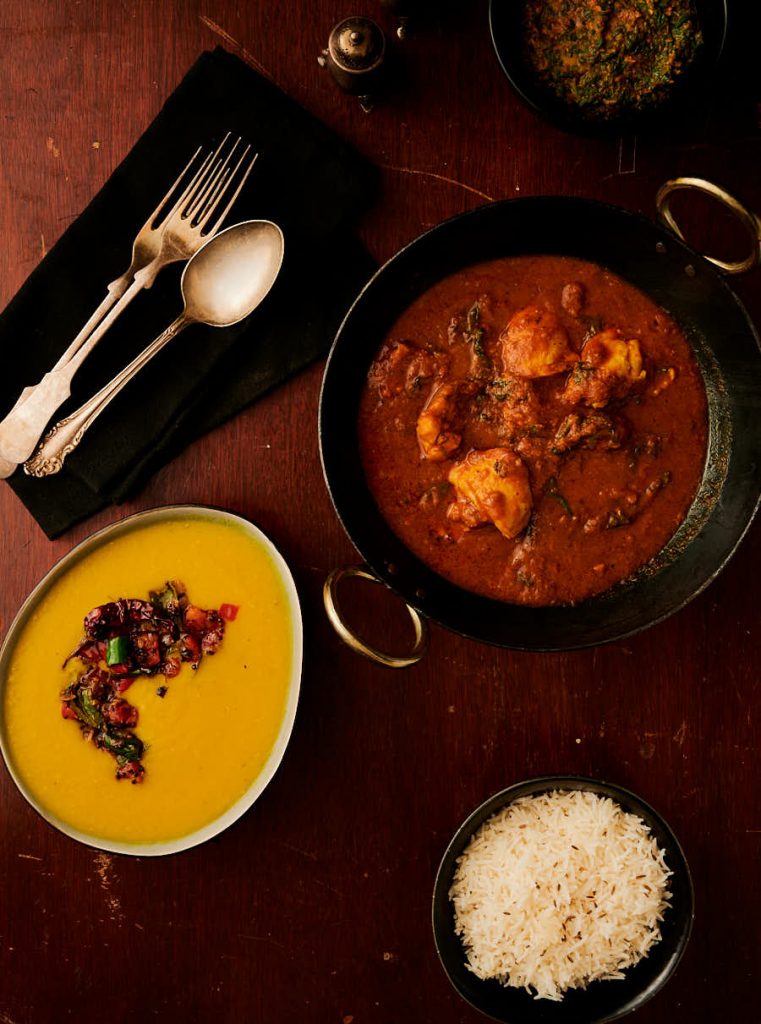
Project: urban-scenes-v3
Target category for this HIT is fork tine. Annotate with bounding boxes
[194,142,251,226]
[143,145,203,230]
[185,136,241,221]
[193,158,246,231]
[203,151,259,237]
[179,132,232,220]
[156,149,215,228]
[196,168,233,225]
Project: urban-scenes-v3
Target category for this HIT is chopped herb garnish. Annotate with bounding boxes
[419,481,452,511]
[488,378,512,402]
[544,476,573,517]
[581,315,604,342]
[628,433,663,469]
[571,362,595,385]
[646,471,672,497]
[471,329,486,358]
[463,300,490,364]
[606,508,631,529]
[75,688,103,730]
[516,569,536,589]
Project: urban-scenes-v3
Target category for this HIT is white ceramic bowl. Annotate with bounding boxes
[0,505,303,856]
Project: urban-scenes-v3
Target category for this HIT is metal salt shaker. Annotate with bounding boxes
[318,17,387,112]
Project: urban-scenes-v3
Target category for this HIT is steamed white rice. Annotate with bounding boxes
[449,789,672,1001]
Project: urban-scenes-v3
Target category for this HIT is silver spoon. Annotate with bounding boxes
[23,219,284,478]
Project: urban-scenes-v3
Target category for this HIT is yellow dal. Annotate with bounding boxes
[2,517,295,844]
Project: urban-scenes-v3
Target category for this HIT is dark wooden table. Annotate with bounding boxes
[1,3,760,1022]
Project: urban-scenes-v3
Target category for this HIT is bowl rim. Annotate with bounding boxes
[0,503,303,857]
[432,774,695,1023]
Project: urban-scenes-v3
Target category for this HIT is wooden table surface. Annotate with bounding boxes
[1,2,760,1022]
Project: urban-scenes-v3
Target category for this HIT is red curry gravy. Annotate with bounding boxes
[358,256,707,606]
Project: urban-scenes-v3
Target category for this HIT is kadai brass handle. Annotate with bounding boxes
[323,565,429,668]
[656,176,761,275]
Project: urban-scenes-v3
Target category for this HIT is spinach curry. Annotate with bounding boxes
[522,0,704,120]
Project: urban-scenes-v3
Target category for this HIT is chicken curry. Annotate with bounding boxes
[358,256,708,606]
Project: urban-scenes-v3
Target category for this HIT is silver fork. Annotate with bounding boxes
[0,135,257,473]
[0,144,215,467]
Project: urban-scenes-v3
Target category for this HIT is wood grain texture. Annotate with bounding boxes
[1,1,760,1021]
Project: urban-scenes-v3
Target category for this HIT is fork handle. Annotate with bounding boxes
[52,272,134,372]
[24,314,190,478]
[0,277,130,477]
[0,273,130,423]
[0,269,152,465]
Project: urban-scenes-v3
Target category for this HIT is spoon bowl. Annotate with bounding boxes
[184,219,285,327]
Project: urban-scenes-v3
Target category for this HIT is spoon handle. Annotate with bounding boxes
[24,314,190,478]
[0,269,150,466]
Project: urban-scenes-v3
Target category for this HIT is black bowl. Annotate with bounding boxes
[488,0,729,135]
[432,776,694,1023]
[319,196,761,651]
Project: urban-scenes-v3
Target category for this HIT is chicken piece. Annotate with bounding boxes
[500,305,579,378]
[486,376,541,438]
[447,448,532,539]
[367,341,413,399]
[562,328,645,408]
[367,341,447,401]
[416,380,478,461]
[561,282,586,317]
[551,411,628,454]
[405,349,448,396]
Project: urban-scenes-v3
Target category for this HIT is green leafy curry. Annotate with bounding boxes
[523,0,704,120]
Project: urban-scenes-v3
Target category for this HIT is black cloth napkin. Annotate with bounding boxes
[0,47,376,537]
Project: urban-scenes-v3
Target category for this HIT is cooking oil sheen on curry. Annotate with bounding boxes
[358,256,707,606]
[3,517,294,844]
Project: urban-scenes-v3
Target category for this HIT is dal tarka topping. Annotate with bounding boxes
[60,580,235,783]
